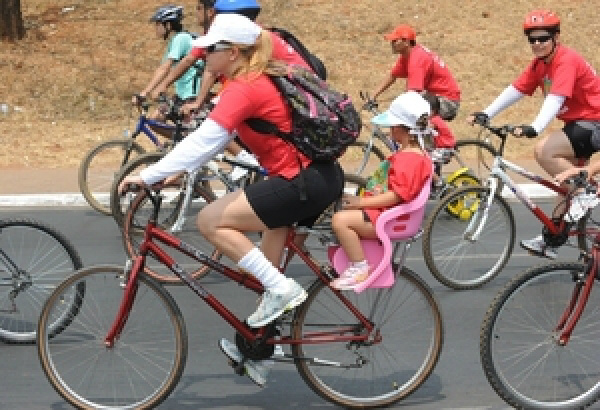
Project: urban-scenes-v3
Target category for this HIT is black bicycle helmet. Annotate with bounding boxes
[150,5,184,23]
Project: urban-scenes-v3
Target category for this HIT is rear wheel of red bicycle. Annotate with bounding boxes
[37,265,187,410]
[291,266,443,408]
[122,185,222,283]
[480,262,600,409]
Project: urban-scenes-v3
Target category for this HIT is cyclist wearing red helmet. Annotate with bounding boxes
[372,24,461,121]
[470,10,600,258]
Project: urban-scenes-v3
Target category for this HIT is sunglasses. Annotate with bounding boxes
[527,34,553,44]
[206,42,232,53]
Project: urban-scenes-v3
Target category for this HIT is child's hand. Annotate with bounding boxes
[341,195,362,210]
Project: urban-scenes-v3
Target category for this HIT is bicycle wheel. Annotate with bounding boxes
[444,139,497,185]
[292,266,443,408]
[423,185,515,290]
[480,262,600,409]
[78,138,146,215]
[37,265,187,410]
[110,151,166,228]
[122,183,222,283]
[341,140,388,176]
[0,219,83,343]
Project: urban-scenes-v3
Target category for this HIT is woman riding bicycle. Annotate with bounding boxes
[469,9,600,257]
[118,13,344,385]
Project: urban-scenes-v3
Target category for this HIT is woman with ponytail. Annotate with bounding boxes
[118,13,344,387]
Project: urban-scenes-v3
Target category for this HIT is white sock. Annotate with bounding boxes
[238,248,288,292]
[352,260,368,269]
[236,149,259,165]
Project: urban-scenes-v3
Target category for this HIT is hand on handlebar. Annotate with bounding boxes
[512,125,537,138]
[150,87,167,101]
[131,94,146,106]
[555,168,589,185]
[118,175,146,196]
[468,112,489,126]
[180,102,200,117]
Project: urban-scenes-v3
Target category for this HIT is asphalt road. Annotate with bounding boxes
[0,202,595,410]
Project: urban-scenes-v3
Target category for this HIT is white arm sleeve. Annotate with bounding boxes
[139,118,233,185]
[483,85,525,118]
[531,94,566,134]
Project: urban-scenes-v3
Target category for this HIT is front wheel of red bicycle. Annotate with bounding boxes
[480,261,600,409]
[37,265,188,410]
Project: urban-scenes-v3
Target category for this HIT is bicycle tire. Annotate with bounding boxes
[450,139,498,184]
[423,185,515,290]
[480,262,600,409]
[109,151,167,228]
[37,265,187,410]
[121,184,222,283]
[344,140,387,176]
[292,265,443,408]
[78,138,146,215]
[0,219,84,344]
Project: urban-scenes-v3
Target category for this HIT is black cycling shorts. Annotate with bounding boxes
[245,161,344,229]
[564,121,600,159]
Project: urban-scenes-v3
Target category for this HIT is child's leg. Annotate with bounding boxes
[331,209,377,263]
[330,209,379,289]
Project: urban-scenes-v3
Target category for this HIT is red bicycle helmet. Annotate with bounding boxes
[523,10,560,34]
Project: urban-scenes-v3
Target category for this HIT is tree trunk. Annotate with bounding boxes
[0,0,25,41]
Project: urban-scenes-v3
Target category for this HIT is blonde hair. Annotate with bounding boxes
[231,30,282,79]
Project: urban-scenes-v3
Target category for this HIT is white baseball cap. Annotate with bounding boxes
[193,13,261,48]
[371,91,431,129]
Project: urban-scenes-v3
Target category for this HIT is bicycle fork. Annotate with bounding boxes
[464,178,500,241]
[554,255,598,346]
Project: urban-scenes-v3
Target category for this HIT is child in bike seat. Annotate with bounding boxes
[330,91,433,290]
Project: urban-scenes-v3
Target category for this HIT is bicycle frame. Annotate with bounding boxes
[130,114,175,148]
[465,155,570,241]
[104,196,374,350]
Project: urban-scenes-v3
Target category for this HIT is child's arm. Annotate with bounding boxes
[342,191,401,210]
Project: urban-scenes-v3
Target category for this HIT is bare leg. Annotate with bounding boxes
[534,130,580,177]
[534,130,586,214]
[196,190,269,262]
[331,209,377,262]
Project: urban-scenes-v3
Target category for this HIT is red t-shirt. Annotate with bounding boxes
[512,45,600,122]
[209,73,311,179]
[190,31,311,70]
[364,152,432,223]
[431,114,456,148]
[391,45,461,101]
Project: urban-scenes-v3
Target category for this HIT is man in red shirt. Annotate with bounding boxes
[372,24,461,121]
[470,10,600,258]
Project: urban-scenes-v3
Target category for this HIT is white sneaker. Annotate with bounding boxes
[520,235,557,259]
[565,192,600,223]
[230,150,259,182]
[218,338,269,387]
[247,278,307,328]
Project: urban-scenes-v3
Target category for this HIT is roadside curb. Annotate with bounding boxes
[0,184,557,207]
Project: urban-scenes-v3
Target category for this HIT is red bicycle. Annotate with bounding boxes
[480,173,600,408]
[36,187,443,409]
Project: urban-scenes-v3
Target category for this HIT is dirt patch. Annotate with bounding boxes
[0,0,597,170]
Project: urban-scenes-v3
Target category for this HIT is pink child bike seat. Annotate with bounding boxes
[327,176,431,293]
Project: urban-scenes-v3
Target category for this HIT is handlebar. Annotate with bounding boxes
[359,91,379,113]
